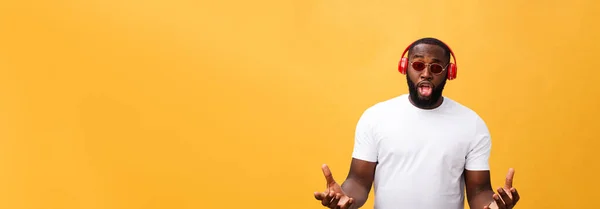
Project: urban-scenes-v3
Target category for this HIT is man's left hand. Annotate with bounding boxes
[484,168,521,209]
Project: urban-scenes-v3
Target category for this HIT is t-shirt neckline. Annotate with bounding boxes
[405,94,448,112]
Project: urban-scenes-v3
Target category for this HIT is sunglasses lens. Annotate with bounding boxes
[430,64,444,74]
[411,62,425,71]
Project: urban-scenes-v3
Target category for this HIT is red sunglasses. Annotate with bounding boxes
[410,61,448,75]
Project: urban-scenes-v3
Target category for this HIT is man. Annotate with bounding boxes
[313,37,520,209]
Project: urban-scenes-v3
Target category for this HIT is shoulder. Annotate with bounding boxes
[443,97,490,133]
[444,97,485,120]
[360,94,409,118]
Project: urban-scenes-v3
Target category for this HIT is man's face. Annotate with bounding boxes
[406,43,449,108]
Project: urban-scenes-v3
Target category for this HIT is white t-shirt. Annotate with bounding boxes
[352,94,492,209]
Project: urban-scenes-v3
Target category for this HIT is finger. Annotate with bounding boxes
[328,193,342,208]
[498,187,513,207]
[340,197,354,209]
[487,201,499,209]
[314,191,324,200]
[322,164,336,186]
[510,188,520,204]
[337,197,349,209]
[321,190,334,207]
[493,194,506,209]
[318,183,333,205]
[319,191,329,206]
[504,168,515,189]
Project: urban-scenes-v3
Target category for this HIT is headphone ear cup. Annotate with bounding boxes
[399,57,408,74]
[447,63,457,80]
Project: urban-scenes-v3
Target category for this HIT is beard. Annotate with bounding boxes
[406,74,446,109]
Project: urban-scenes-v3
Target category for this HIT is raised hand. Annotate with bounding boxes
[484,168,521,209]
[314,164,354,209]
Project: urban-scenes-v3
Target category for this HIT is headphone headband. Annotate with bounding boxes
[400,40,457,66]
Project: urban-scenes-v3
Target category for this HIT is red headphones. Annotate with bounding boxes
[398,40,458,80]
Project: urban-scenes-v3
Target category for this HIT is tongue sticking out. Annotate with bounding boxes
[418,86,432,97]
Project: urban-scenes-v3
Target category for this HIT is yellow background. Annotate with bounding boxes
[0,0,598,208]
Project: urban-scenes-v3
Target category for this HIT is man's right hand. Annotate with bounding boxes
[314,164,354,209]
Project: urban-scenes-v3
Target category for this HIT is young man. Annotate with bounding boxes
[313,37,520,209]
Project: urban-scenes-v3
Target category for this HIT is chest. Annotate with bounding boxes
[374,115,473,162]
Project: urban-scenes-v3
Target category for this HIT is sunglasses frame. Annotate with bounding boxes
[409,61,448,75]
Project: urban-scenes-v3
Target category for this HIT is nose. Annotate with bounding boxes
[419,65,433,81]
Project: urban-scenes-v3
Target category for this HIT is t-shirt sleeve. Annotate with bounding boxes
[351,108,378,162]
[465,116,492,171]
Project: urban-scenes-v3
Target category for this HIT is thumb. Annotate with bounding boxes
[321,164,336,186]
[504,168,515,188]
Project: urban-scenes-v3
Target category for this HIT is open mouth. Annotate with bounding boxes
[417,82,433,97]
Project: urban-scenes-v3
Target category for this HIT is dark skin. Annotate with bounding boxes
[469,168,521,209]
[313,161,376,209]
[314,43,520,209]
[406,43,447,109]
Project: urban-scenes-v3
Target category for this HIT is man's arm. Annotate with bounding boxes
[313,107,376,208]
[465,115,494,208]
[465,170,495,208]
[341,106,378,209]
[341,158,377,209]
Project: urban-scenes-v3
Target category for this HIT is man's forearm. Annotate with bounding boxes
[341,179,371,209]
[469,189,495,209]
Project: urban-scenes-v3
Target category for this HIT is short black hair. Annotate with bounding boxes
[407,37,451,63]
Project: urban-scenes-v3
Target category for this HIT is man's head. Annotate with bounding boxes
[405,37,452,109]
